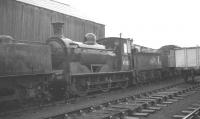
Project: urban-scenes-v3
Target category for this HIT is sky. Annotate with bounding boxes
[56,0,200,49]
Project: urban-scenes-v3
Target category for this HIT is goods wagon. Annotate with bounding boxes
[169,47,200,82]
[170,47,200,68]
[156,45,182,80]
[158,45,180,67]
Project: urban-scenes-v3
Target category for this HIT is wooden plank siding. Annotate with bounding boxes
[0,0,105,42]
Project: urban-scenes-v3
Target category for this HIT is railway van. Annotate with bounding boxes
[168,47,200,82]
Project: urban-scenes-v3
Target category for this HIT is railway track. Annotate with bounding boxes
[173,102,200,119]
[43,82,200,119]
[0,79,181,117]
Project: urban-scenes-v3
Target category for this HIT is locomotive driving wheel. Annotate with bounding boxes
[184,75,195,83]
[71,78,89,96]
[183,70,195,83]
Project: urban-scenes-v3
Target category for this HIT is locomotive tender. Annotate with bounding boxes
[0,35,53,102]
[0,22,184,103]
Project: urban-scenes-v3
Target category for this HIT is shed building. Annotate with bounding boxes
[0,0,105,42]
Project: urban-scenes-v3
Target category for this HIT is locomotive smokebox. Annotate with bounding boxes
[52,22,64,38]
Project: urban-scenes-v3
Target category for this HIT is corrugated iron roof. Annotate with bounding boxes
[16,0,102,24]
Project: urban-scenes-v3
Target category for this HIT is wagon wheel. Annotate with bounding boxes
[119,77,129,89]
[185,75,195,83]
[71,78,88,96]
[99,77,111,92]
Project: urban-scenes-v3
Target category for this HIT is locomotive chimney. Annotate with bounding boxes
[52,22,64,38]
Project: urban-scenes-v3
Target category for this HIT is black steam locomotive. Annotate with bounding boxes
[0,23,184,103]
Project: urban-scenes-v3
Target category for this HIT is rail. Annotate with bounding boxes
[183,106,200,119]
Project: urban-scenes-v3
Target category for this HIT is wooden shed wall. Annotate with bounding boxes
[0,0,105,42]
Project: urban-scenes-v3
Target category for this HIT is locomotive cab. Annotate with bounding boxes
[97,37,133,71]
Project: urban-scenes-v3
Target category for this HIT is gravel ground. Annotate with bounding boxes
[141,80,200,119]
[1,78,187,119]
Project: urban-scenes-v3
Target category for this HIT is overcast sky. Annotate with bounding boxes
[56,0,200,49]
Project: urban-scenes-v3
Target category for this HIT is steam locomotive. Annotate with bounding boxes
[0,22,185,103]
